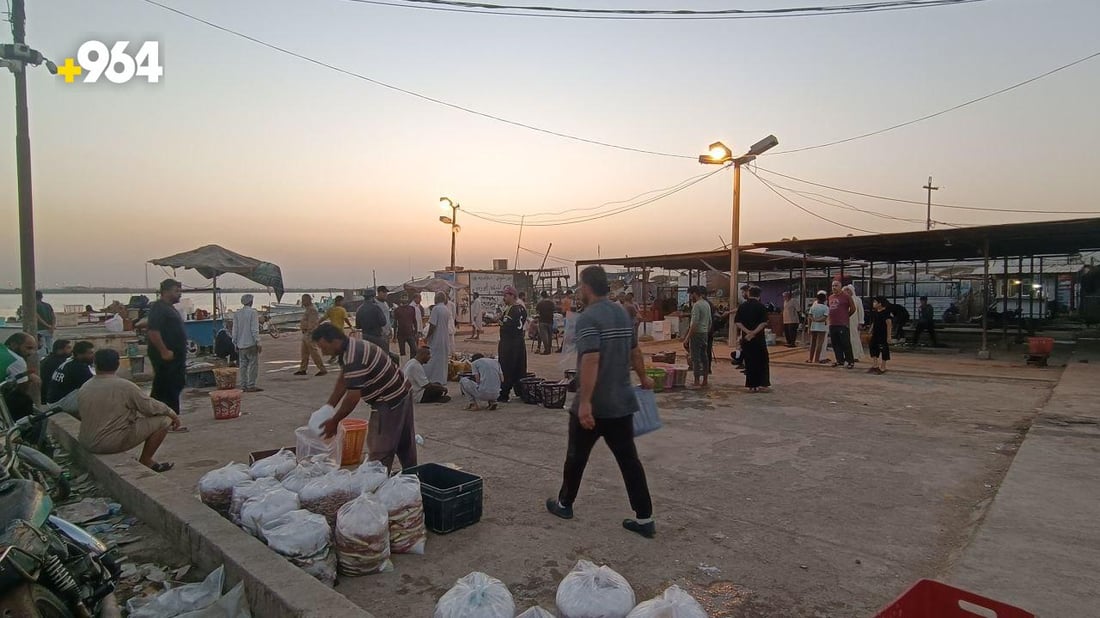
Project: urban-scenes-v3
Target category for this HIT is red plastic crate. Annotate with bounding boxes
[875,580,1033,618]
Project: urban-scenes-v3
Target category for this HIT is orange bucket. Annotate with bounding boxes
[339,418,368,466]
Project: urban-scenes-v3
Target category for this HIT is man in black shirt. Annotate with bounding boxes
[868,296,894,375]
[47,340,95,409]
[535,291,555,355]
[912,296,938,346]
[147,279,188,414]
[497,285,528,403]
[356,288,388,350]
[39,339,72,401]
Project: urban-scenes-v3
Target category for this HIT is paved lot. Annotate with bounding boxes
[148,332,1058,617]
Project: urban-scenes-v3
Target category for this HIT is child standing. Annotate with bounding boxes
[806,291,830,364]
[868,296,894,375]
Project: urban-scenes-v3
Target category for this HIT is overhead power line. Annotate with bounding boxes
[464,165,728,226]
[772,50,1100,155]
[770,180,964,227]
[748,170,879,234]
[138,0,692,159]
[344,0,985,20]
[755,166,1100,215]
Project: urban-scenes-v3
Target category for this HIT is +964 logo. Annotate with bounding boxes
[57,41,163,84]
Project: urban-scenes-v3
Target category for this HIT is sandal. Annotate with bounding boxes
[465,403,481,411]
[148,462,174,473]
[487,402,498,411]
[169,426,189,433]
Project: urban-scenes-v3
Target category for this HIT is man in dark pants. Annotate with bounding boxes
[535,291,555,355]
[147,279,188,414]
[312,323,416,472]
[827,279,857,369]
[546,266,656,539]
[912,296,938,346]
[356,288,389,350]
[497,285,528,403]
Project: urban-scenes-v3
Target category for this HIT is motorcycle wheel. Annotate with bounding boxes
[0,582,75,618]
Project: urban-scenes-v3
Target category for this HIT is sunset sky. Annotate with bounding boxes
[1,0,1097,290]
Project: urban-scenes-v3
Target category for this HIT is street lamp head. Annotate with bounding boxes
[699,141,732,165]
[439,197,454,210]
[439,215,453,225]
[746,134,779,157]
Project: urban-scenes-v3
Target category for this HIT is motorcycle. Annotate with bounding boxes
[0,373,70,500]
[0,408,120,617]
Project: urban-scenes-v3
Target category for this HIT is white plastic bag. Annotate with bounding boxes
[230,477,281,524]
[334,493,393,576]
[104,313,124,332]
[354,460,389,494]
[281,456,338,494]
[176,581,252,618]
[556,560,636,618]
[517,607,556,618]
[627,585,706,618]
[294,425,344,467]
[263,509,337,587]
[376,473,427,555]
[300,469,364,526]
[249,449,297,480]
[239,488,299,539]
[198,463,252,516]
[433,571,515,618]
[308,405,336,437]
[129,565,225,618]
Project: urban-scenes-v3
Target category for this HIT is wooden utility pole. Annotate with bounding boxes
[10,0,38,337]
[923,176,939,231]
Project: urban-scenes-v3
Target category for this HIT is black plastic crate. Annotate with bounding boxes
[401,463,483,534]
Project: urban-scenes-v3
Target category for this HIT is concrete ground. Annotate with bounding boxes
[142,330,1069,617]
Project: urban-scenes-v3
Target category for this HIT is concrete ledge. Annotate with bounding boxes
[48,415,372,618]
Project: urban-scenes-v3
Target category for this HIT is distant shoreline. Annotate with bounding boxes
[0,288,346,295]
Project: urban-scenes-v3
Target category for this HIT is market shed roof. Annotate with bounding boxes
[575,249,852,273]
[750,218,1100,263]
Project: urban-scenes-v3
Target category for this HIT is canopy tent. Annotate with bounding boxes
[403,276,467,294]
[149,245,286,308]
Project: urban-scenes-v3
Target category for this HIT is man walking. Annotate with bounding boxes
[682,286,711,388]
[393,296,420,359]
[147,279,188,413]
[497,285,528,403]
[827,280,857,369]
[356,288,389,351]
[469,293,484,340]
[233,294,263,392]
[402,346,451,404]
[425,292,453,384]
[546,266,656,539]
[294,294,327,376]
[536,291,555,355]
[311,323,416,472]
[781,291,800,348]
[912,296,939,346]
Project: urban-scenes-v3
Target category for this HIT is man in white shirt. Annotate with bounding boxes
[469,293,484,340]
[425,293,453,384]
[446,294,458,351]
[460,353,502,411]
[402,346,450,404]
[232,294,263,392]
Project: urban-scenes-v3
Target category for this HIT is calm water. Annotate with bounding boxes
[0,292,330,320]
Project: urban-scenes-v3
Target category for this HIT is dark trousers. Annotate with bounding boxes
[829,325,854,365]
[894,321,907,341]
[151,359,185,413]
[365,333,389,353]
[913,321,938,345]
[368,394,417,472]
[783,323,799,346]
[420,383,448,403]
[558,413,652,519]
[397,334,418,358]
[538,323,553,354]
[498,337,527,401]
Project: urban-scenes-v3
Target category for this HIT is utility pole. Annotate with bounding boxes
[10,0,38,337]
[923,176,939,231]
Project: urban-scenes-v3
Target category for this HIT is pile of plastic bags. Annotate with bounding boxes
[128,566,251,618]
[377,474,428,555]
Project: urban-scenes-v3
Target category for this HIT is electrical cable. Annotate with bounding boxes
[755,166,1100,215]
[138,0,693,159]
[748,169,880,234]
[519,246,576,265]
[464,164,729,226]
[342,0,985,20]
[771,50,1100,155]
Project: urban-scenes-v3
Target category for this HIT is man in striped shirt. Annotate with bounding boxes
[311,323,416,471]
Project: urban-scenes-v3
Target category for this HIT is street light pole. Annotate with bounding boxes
[439,197,460,272]
[698,135,778,346]
[11,0,37,337]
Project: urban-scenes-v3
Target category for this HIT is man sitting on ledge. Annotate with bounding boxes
[77,349,180,472]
